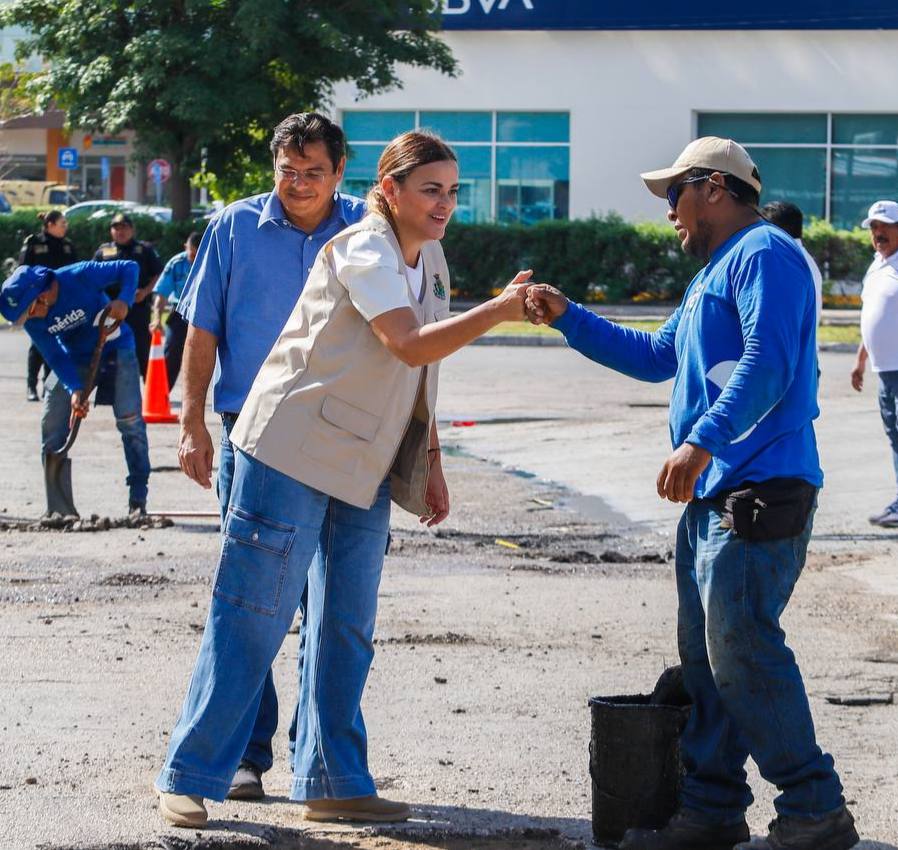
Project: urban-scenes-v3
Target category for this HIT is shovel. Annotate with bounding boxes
[43,308,121,518]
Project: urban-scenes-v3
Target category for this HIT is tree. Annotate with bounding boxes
[0,63,37,179]
[1,0,455,218]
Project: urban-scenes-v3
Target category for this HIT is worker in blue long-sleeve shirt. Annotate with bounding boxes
[0,260,151,515]
[527,139,858,850]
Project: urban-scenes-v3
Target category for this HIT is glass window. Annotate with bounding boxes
[343,111,415,142]
[497,112,569,143]
[833,115,898,147]
[496,146,569,224]
[420,112,491,142]
[343,145,383,200]
[697,113,826,145]
[831,148,898,230]
[342,110,571,224]
[454,146,491,223]
[747,148,827,220]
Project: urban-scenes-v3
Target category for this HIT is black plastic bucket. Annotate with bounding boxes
[588,693,690,846]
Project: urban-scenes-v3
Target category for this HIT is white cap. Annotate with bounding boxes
[862,200,898,228]
[641,137,762,199]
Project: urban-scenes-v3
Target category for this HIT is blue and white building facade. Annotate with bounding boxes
[333,1,898,228]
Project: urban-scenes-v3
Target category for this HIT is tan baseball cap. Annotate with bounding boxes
[641,137,762,199]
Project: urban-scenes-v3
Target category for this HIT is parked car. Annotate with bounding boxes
[65,200,172,223]
[0,180,84,207]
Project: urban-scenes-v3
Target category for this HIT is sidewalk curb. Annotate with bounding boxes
[474,335,567,347]
[476,337,858,351]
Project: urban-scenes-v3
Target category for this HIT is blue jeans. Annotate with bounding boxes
[676,499,844,822]
[218,416,279,774]
[163,311,188,389]
[157,449,390,801]
[41,348,150,504]
[877,371,898,495]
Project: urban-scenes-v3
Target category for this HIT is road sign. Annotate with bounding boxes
[58,148,79,170]
[100,157,110,181]
[147,158,172,184]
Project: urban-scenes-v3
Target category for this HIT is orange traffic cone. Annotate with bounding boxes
[142,328,179,424]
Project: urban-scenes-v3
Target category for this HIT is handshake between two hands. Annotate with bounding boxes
[497,270,569,326]
[496,270,713,503]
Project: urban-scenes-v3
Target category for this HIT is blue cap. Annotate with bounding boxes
[0,265,55,323]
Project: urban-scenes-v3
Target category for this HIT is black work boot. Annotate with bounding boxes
[128,500,147,518]
[620,808,750,850]
[735,804,859,850]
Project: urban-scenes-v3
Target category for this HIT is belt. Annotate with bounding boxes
[221,411,240,425]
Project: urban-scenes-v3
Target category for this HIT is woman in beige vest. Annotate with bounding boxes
[157,132,533,828]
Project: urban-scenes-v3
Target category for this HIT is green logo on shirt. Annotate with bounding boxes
[433,273,446,300]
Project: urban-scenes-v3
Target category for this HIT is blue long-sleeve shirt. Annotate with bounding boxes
[553,221,822,498]
[24,260,139,393]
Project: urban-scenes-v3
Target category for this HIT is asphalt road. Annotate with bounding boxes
[0,328,896,850]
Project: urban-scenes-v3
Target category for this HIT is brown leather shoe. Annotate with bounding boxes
[302,794,410,822]
[157,790,208,828]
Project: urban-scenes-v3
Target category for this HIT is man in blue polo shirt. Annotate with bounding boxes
[151,231,201,389]
[174,112,364,803]
[526,139,857,850]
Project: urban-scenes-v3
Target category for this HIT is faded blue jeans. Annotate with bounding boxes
[877,371,898,495]
[675,498,844,823]
[157,449,390,801]
[41,348,150,504]
[218,415,308,775]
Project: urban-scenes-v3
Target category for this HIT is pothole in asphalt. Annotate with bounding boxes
[98,572,171,587]
[375,631,476,646]
[0,514,173,533]
[55,828,581,850]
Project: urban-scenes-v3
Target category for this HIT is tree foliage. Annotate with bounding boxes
[1,0,455,217]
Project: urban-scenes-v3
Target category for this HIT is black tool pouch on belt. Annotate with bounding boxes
[716,478,816,541]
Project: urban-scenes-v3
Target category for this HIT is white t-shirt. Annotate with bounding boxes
[330,231,416,322]
[797,239,823,327]
[860,251,898,373]
[405,255,425,303]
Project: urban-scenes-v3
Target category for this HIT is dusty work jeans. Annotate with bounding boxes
[877,370,898,495]
[157,449,390,801]
[675,499,845,823]
[41,348,150,505]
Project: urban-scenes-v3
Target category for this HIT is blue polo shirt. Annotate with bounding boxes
[153,250,192,302]
[177,191,366,413]
[554,222,822,498]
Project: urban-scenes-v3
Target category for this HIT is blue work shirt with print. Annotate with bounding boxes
[553,221,822,498]
[153,250,192,302]
[25,260,139,394]
[176,191,366,413]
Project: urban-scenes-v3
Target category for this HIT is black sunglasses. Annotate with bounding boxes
[667,174,741,211]
[666,175,712,210]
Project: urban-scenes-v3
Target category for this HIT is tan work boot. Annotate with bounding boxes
[158,790,208,828]
[302,794,410,822]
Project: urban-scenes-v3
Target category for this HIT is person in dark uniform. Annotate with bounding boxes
[18,210,77,401]
[93,212,163,377]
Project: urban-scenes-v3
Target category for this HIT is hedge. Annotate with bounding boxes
[0,210,208,270]
[0,210,874,303]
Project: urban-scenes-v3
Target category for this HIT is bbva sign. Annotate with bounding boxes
[437,0,534,13]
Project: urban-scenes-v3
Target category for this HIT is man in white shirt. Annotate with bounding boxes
[851,200,898,527]
[762,201,823,328]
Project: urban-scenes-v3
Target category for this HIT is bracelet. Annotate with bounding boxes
[427,448,441,454]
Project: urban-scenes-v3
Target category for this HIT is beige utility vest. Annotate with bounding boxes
[230,214,451,514]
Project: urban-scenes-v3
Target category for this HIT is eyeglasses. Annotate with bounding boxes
[275,166,330,186]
